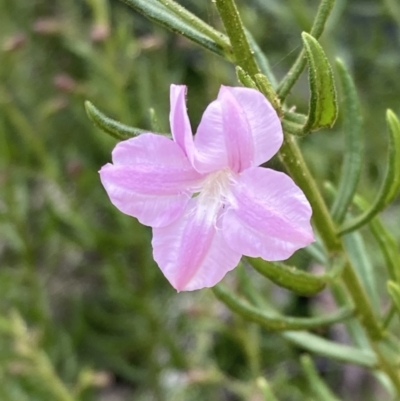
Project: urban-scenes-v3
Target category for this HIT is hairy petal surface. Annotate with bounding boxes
[152,199,242,291]
[170,85,194,162]
[100,134,203,228]
[228,87,283,166]
[223,167,314,260]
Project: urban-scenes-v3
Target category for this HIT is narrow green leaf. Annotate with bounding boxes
[383,0,400,26]
[329,281,370,349]
[277,0,336,100]
[282,118,307,137]
[302,32,338,132]
[339,109,400,234]
[343,232,380,313]
[354,194,400,282]
[283,111,308,125]
[301,355,341,401]
[85,100,147,140]
[119,0,231,58]
[247,258,327,296]
[387,281,400,317]
[284,331,376,368]
[256,378,280,401]
[330,59,364,223]
[385,110,400,202]
[148,107,162,133]
[236,271,376,368]
[282,111,308,136]
[157,0,231,50]
[212,284,354,331]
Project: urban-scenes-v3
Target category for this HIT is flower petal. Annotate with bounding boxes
[193,87,254,173]
[169,84,194,162]
[192,96,228,173]
[100,134,203,228]
[227,87,283,166]
[193,86,282,174]
[152,199,242,291]
[223,167,314,260]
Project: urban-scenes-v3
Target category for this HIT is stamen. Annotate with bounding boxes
[195,168,235,226]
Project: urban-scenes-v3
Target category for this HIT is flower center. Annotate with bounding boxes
[194,168,235,224]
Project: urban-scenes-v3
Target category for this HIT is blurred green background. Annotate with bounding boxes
[0,0,399,400]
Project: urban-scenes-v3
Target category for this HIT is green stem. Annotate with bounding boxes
[277,0,335,101]
[279,135,340,251]
[214,0,260,76]
[211,0,400,393]
[279,136,400,394]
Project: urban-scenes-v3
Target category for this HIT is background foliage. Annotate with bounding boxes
[0,0,399,400]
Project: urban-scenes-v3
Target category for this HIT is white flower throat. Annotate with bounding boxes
[195,168,236,222]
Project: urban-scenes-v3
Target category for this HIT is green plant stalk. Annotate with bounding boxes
[214,0,400,391]
[301,355,341,401]
[256,377,280,401]
[279,136,400,394]
[277,0,335,101]
[279,135,384,341]
[214,0,260,76]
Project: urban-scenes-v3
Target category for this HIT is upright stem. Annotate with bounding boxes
[279,136,382,341]
[215,0,400,394]
[214,0,260,76]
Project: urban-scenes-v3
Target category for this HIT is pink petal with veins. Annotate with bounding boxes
[152,198,242,291]
[169,84,194,163]
[227,87,283,167]
[100,134,203,228]
[193,86,282,174]
[223,167,314,260]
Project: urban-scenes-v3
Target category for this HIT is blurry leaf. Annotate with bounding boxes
[148,107,162,132]
[387,281,400,317]
[256,377,280,401]
[212,284,354,331]
[85,100,148,140]
[245,29,278,88]
[330,59,364,223]
[343,232,380,313]
[118,0,231,58]
[384,0,400,26]
[354,194,400,282]
[247,258,327,296]
[302,32,338,132]
[340,110,400,234]
[301,355,341,401]
[283,331,376,368]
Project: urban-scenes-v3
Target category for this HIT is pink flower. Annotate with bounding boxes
[100,85,314,291]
